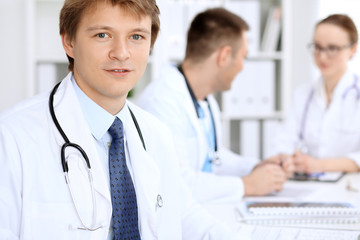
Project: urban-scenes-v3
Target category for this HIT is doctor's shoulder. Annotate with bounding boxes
[0,91,49,126]
[138,66,187,106]
[127,101,175,146]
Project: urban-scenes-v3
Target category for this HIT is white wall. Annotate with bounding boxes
[0,0,28,111]
[290,0,319,92]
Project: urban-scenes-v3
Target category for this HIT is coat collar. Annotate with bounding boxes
[314,70,355,106]
[125,103,161,237]
[173,67,208,168]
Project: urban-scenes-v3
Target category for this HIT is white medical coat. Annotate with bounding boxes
[137,64,258,204]
[270,70,360,166]
[0,73,237,240]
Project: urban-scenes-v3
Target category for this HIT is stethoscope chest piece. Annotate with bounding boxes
[209,152,221,166]
[156,194,163,208]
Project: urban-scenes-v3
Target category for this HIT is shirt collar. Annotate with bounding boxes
[71,75,129,140]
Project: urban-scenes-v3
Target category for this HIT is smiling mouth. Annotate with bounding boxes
[112,69,128,72]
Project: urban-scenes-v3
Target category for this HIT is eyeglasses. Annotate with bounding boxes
[308,43,353,58]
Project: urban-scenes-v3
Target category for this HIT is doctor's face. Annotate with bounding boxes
[218,32,248,91]
[313,23,356,80]
[62,2,152,115]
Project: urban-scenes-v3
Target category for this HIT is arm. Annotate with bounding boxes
[138,88,245,203]
[155,121,239,240]
[294,150,360,173]
[0,125,22,239]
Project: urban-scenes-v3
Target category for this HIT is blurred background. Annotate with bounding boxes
[1,0,360,159]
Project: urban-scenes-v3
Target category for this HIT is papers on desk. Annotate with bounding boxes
[237,225,360,240]
[246,182,325,202]
[236,200,360,225]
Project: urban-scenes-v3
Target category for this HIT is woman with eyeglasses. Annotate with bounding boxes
[268,14,360,176]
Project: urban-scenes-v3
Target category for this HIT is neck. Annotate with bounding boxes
[323,68,347,104]
[97,97,126,116]
[73,70,127,115]
[181,60,215,101]
[323,68,347,97]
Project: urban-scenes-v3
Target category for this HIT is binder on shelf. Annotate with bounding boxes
[36,63,67,94]
[222,60,275,118]
[261,6,282,52]
[262,119,281,159]
[237,201,360,225]
[37,63,57,94]
[224,0,261,56]
[240,120,260,159]
[164,3,186,61]
[36,1,65,61]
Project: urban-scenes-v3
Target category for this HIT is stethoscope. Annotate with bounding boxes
[49,82,146,231]
[177,65,221,166]
[297,74,360,154]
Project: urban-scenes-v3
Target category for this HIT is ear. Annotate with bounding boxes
[350,43,357,59]
[61,33,75,58]
[216,45,232,68]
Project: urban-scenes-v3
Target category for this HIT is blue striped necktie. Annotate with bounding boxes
[108,117,140,239]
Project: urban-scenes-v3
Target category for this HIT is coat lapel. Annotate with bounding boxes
[124,105,160,238]
[51,74,111,203]
[178,74,207,170]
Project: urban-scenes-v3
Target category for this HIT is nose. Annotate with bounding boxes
[109,39,130,61]
[314,49,328,60]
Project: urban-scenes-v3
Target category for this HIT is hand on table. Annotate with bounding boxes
[264,154,295,178]
[242,163,287,196]
[293,150,322,173]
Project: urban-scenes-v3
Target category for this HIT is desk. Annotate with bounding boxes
[204,173,360,233]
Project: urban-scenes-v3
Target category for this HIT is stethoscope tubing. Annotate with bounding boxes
[49,81,146,173]
[48,80,146,231]
[299,74,360,142]
[177,65,218,153]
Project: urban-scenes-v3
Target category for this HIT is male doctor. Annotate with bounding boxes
[0,0,237,239]
[138,8,293,204]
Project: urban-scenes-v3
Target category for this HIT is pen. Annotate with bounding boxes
[308,172,325,179]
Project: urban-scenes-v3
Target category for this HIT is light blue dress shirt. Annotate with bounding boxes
[71,76,132,239]
[198,100,216,172]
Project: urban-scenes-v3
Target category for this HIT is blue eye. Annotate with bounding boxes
[132,34,142,40]
[96,33,108,38]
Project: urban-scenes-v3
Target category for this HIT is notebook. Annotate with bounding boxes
[237,201,360,225]
[237,225,360,240]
